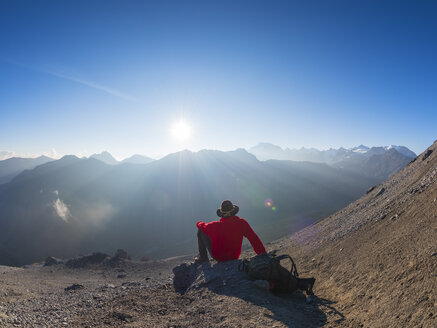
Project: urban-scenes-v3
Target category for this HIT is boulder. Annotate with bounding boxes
[107,249,131,267]
[112,249,131,261]
[44,256,64,266]
[422,149,433,161]
[375,188,385,197]
[64,283,84,291]
[66,252,110,268]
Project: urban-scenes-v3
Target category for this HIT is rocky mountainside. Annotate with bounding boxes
[0,149,379,266]
[278,140,437,327]
[0,141,435,327]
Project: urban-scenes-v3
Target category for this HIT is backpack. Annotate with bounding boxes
[239,251,315,295]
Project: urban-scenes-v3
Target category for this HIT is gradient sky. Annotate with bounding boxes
[0,0,436,159]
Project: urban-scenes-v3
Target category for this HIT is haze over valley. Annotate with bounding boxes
[0,143,416,266]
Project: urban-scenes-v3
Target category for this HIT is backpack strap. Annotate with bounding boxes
[238,259,249,272]
[275,254,299,278]
[268,258,276,281]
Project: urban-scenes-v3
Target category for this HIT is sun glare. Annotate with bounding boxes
[171,120,192,141]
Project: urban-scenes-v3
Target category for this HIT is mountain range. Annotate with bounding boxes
[249,142,416,163]
[0,152,155,184]
[90,152,155,165]
[0,144,415,186]
[249,143,416,180]
[0,148,382,266]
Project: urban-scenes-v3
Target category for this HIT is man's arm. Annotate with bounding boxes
[241,218,266,254]
[197,220,216,236]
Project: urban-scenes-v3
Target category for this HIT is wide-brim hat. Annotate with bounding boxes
[217,200,239,217]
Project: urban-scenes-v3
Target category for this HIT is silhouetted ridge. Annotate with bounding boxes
[0,155,54,184]
[121,154,154,165]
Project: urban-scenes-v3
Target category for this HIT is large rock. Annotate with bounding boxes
[44,256,64,266]
[64,283,84,291]
[172,260,247,294]
[107,249,131,267]
[112,249,131,261]
[65,252,109,268]
[422,149,433,160]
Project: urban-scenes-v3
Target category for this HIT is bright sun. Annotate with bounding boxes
[171,120,192,141]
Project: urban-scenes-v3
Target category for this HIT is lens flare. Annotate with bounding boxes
[264,198,277,211]
[264,198,273,208]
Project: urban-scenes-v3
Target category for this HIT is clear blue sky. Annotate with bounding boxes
[0,0,436,159]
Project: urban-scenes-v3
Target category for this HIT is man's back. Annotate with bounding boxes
[197,215,266,262]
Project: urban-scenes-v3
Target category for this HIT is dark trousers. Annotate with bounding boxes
[197,229,212,259]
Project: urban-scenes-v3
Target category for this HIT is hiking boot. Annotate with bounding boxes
[298,277,315,295]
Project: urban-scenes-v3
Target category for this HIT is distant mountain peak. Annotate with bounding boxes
[0,155,55,184]
[351,145,369,153]
[352,144,369,150]
[59,155,80,161]
[38,155,53,160]
[97,151,113,157]
[90,151,119,165]
[121,154,154,165]
[251,142,284,151]
[384,145,416,159]
[249,143,285,161]
[248,142,417,166]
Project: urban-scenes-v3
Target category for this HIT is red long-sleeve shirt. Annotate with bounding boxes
[196,216,266,262]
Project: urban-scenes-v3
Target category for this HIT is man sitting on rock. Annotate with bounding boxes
[195,200,266,263]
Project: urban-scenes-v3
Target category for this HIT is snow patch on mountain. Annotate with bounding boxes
[351,145,370,154]
[384,145,416,158]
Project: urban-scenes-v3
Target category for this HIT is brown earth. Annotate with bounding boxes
[0,141,436,327]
